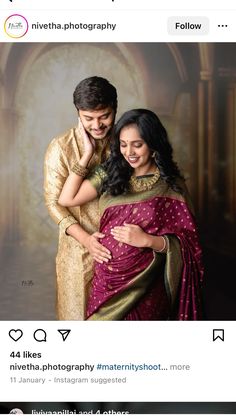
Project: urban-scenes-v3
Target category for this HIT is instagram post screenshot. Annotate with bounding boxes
[0,0,236,415]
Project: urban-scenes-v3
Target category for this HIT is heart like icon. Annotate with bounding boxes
[9,329,23,342]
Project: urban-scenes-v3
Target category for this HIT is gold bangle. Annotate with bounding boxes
[157,236,167,253]
[71,162,89,178]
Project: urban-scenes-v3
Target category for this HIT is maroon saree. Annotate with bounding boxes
[86,167,204,321]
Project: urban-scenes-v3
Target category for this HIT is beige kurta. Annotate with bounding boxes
[44,126,109,320]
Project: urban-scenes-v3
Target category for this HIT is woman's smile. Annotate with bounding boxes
[119,124,156,176]
[128,156,139,164]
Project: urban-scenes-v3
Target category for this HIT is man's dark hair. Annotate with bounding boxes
[73,76,117,113]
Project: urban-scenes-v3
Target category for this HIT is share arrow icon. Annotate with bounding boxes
[58,329,71,341]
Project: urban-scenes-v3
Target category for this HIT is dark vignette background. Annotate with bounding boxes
[0,42,235,320]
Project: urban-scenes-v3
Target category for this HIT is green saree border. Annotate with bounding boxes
[87,252,166,321]
[164,235,183,305]
[99,178,188,216]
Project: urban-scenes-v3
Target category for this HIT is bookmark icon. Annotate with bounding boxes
[213,329,224,342]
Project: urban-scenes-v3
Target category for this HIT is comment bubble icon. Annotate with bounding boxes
[33,328,47,342]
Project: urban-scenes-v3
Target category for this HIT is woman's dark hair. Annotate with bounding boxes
[73,76,117,113]
[102,108,183,196]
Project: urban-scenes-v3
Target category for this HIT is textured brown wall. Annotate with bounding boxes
[0,42,235,319]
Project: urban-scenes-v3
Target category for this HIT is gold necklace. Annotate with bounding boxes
[129,169,160,192]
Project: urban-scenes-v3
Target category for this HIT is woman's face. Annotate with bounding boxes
[119,124,154,176]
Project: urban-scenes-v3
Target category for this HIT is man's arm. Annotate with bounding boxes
[44,139,78,228]
[66,224,111,263]
[44,139,111,263]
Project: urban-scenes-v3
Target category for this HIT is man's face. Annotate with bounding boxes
[78,107,115,141]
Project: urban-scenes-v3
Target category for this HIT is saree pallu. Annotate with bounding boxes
[86,169,204,321]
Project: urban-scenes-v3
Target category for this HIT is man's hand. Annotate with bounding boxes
[78,117,95,157]
[66,225,111,263]
[84,232,112,263]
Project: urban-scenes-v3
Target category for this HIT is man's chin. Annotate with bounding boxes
[92,135,107,141]
[90,131,110,141]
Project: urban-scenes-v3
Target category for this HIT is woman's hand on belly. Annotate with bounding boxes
[110,223,149,248]
[111,224,167,253]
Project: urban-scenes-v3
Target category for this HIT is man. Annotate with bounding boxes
[44,76,117,320]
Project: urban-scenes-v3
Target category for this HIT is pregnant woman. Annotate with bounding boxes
[59,109,204,320]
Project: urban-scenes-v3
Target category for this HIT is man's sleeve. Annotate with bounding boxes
[44,139,78,232]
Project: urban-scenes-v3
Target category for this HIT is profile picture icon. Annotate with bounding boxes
[9,408,24,414]
[4,14,28,38]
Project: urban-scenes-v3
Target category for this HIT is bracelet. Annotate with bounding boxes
[157,236,167,253]
[71,162,89,178]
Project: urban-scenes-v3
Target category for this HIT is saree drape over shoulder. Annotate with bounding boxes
[86,166,204,321]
